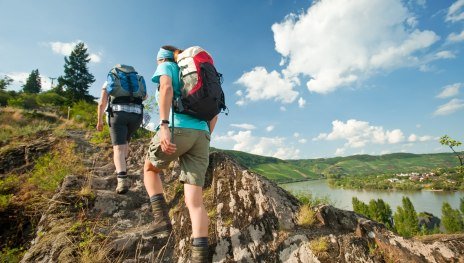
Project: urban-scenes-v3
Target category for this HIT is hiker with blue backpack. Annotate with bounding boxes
[97,64,147,194]
[142,45,226,262]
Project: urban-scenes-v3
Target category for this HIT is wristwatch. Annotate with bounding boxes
[159,119,170,126]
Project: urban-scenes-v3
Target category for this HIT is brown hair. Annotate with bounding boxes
[162,45,184,62]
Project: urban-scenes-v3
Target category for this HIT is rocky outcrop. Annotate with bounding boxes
[0,131,56,174]
[20,139,464,263]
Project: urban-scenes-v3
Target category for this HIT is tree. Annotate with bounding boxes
[441,202,464,233]
[22,69,42,94]
[393,196,419,237]
[460,198,464,215]
[368,199,393,229]
[0,75,13,90]
[352,197,393,229]
[352,197,369,216]
[440,135,463,173]
[58,42,95,103]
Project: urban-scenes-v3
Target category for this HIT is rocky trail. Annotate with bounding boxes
[13,130,464,262]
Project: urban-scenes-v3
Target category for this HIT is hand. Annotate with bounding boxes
[96,121,103,131]
[159,125,176,155]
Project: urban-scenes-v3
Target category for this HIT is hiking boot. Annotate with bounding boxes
[141,199,172,239]
[116,177,130,194]
[190,246,209,263]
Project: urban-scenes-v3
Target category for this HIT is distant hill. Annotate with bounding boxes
[211,148,460,183]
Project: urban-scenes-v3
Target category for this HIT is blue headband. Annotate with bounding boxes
[157,48,174,60]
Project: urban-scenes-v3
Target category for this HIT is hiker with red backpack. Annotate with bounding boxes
[142,45,226,262]
[97,64,147,194]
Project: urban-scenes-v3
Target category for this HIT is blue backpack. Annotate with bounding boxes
[107,64,146,105]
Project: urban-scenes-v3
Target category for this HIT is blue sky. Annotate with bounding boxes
[1,0,463,159]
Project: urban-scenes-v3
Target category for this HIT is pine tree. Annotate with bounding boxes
[441,202,464,233]
[393,196,419,237]
[352,197,370,217]
[22,69,41,93]
[368,199,393,229]
[0,75,13,90]
[58,42,95,103]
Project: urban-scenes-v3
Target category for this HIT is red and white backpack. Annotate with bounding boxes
[174,46,227,121]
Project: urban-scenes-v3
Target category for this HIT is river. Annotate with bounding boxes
[280,179,464,218]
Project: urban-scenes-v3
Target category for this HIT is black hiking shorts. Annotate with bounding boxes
[109,111,143,145]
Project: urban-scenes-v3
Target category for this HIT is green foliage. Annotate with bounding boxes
[36,91,67,106]
[22,69,41,94]
[0,246,25,263]
[70,100,97,128]
[0,175,20,211]
[352,197,393,229]
[0,91,13,106]
[440,135,463,172]
[27,143,83,191]
[0,75,13,90]
[7,93,39,109]
[393,197,419,238]
[217,148,460,184]
[58,42,95,103]
[0,194,13,212]
[295,193,331,207]
[441,202,464,233]
[460,198,464,214]
[352,197,370,217]
[0,108,57,141]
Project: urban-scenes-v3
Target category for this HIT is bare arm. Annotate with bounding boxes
[158,75,176,154]
[209,115,219,134]
[96,86,108,131]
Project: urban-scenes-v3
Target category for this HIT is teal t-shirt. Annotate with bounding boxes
[152,62,209,132]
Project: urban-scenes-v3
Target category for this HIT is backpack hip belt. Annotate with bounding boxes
[111,104,143,114]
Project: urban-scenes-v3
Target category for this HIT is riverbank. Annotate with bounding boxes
[281,179,464,218]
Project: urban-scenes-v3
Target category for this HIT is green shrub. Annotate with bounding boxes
[70,100,97,128]
[0,246,25,263]
[7,93,38,109]
[0,91,12,106]
[36,92,67,106]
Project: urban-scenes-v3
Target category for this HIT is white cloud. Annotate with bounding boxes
[435,51,455,59]
[270,0,439,94]
[446,0,464,23]
[235,66,298,104]
[230,123,256,130]
[298,97,306,108]
[50,41,76,56]
[293,132,300,138]
[447,30,464,42]
[5,72,29,86]
[437,83,461,98]
[314,119,405,148]
[298,138,307,144]
[434,98,464,116]
[49,41,101,63]
[407,133,432,142]
[3,72,53,91]
[214,130,300,159]
[266,125,275,132]
[89,52,102,63]
[335,148,345,156]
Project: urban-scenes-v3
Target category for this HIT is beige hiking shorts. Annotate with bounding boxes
[146,128,210,187]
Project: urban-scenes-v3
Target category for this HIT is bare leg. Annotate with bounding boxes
[184,183,209,238]
[113,144,128,173]
[143,159,164,197]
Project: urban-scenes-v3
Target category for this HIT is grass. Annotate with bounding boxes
[27,141,86,192]
[297,204,316,227]
[0,107,59,142]
[308,236,329,255]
